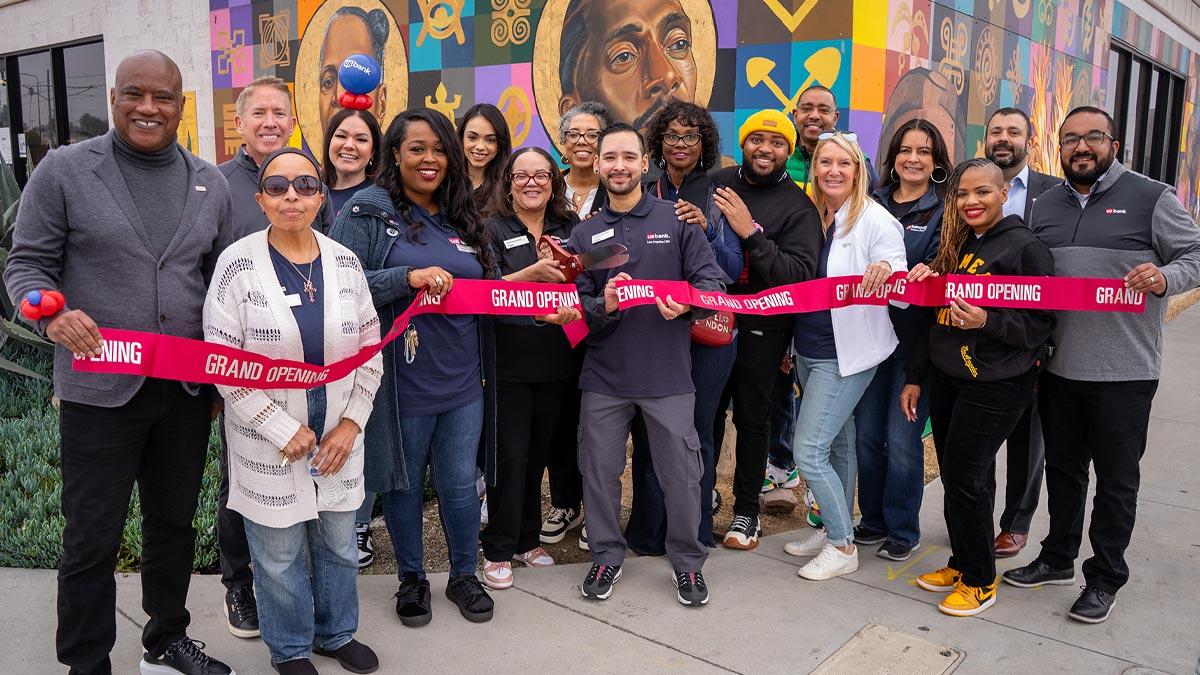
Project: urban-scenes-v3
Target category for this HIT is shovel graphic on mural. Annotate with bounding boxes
[746,47,842,111]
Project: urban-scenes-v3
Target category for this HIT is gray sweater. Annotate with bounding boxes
[1030,161,1200,381]
[113,132,188,257]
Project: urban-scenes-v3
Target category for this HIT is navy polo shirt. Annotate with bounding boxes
[385,206,484,416]
[568,192,726,398]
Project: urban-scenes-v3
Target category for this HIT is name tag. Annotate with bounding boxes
[284,293,302,307]
[591,228,614,244]
[455,243,475,253]
[503,235,529,250]
[194,185,206,192]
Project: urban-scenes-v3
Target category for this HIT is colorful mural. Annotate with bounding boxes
[208,0,1200,212]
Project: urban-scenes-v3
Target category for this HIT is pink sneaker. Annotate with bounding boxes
[514,547,555,568]
[482,560,513,589]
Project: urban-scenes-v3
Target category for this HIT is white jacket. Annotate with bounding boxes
[203,229,384,528]
[822,199,909,376]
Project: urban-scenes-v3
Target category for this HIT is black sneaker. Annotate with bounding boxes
[1001,560,1076,588]
[446,575,494,623]
[313,638,379,673]
[581,563,622,600]
[853,525,887,546]
[223,585,259,639]
[355,523,374,569]
[394,573,432,627]
[674,570,710,607]
[1068,586,1116,624]
[140,637,233,675]
[722,515,761,550]
[876,540,920,561]
[271,659,317,675]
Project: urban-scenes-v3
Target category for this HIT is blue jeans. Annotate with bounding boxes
[854,352,928,547]
[792,357,877,546]
[382,396,483,578]
[354,492,375,526]
[626,338,737,552]
[243,510,358,665]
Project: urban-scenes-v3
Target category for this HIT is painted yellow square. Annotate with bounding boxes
[853,0,888,49]
[851,44,885,112]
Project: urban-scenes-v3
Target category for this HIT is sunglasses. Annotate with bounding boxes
[818,131,858,143]
[260,175,322,197]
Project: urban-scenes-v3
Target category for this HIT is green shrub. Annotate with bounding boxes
[0,343,222,572]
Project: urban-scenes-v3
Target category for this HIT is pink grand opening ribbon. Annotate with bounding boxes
[73,274,1142,389]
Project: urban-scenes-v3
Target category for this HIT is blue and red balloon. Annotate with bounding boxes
[19,289,66,321]
[337,54,382,111]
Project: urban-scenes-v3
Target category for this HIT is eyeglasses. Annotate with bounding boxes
[1059,131,1112,149]
[564,130,600,144]
[511,171,552,187]
[260,175,322,197]
[663,132,702,147]
[818,131,858,143]
[797,104,835,116]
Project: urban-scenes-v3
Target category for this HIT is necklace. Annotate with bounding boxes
[282,236,319,303]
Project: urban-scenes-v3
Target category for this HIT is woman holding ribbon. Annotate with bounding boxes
[478,147,582,589]
[203,147,383,675]
[624,101,743,554]
[459,103,513,213]
[851,119,952,562]
[905,158,1054,617]
[322,108,383,219]
[781,131,907,581]
[329,107,498,627]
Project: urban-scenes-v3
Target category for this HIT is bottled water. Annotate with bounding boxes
[308,446,348,507]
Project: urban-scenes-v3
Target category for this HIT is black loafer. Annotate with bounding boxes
[395,573,432,627]
[1068,586,1116,624]
[272,657,318,674]
[1002,560,1076,588]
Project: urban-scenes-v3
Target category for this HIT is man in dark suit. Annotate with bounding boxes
[5,51,235,675]
[983,106,1057,558]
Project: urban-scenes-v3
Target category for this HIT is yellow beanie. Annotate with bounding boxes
[738,109,797,154]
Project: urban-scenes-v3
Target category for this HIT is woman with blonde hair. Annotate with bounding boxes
[781,131,908,581]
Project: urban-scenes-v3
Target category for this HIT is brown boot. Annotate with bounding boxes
[994,532,1028,558]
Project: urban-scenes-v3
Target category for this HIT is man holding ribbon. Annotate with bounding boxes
[4,51,235,675]
[568,123,726,606]
[1004,106,1200,624]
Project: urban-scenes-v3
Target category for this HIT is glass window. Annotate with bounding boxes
[17,50,56,175]
[1123,58,1141,166]
[62,42,107,143]
[0,65,10,167]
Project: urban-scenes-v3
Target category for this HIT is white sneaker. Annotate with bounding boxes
[798,543,859,581]
[480,498,489,527]
[783,527,827,557]
[578,524,589,551]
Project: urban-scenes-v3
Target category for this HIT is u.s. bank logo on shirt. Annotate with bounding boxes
[646,232,672,245]
[907,224,928,232]
[448,236,475,254]
[1105,208,1128,215]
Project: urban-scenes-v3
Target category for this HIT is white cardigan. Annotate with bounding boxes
[822,199,909,376]
[203,229,384,528]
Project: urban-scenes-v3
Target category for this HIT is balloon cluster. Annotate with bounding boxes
[337,54,382,111]
[20,289,66,321]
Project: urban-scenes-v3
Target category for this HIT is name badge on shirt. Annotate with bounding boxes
[284,293,302,307]
[503,235,529,250]
[591,228,615,244]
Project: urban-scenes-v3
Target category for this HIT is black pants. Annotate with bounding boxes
[547,382,583,512]
[1036,373,1157,593]
[481,378,573,560]
[990,394,1046,535]
[216,415,253,592]
[728,327,792,518]
[57,380,210,675]
[930,367,1036,587]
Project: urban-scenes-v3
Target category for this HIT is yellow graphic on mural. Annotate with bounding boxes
[531,0,717,152]
[1037,0,1054,26]
[760,0,820,33]
[177,90,199,154]
[491,0,532,47]
[221,103,241,158]
[1081,0,1096,47]
[745,48,841,112]
[976,27,999,107]
[294,0,409,163]
[426,82,463,124]
[938,17,968,96]
[498,85,533,146]
[259,12,291,68]
[416,0,467,46]
[891,4,929,76]
[216,29,247,76]
[1012,0,1032,19]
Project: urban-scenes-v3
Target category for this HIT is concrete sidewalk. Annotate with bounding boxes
[5,308,1199,674]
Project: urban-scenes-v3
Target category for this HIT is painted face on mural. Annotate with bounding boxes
[558,0,697,133]
[110,51,184,154]
[319,11,388,142]
[985,112,1030,171]
[1059,110,1118,190]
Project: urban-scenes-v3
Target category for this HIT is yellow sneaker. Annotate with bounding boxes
[938,581,997,617]
[916,566,961,592]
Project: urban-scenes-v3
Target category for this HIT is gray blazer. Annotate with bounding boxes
[1024,169,1057,224]
[4,131,234,407]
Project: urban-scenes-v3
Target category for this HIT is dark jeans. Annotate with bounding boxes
[626,339,737,552]
[547,382,582,512]
[217,415,253,593]
[481,378,573,561]
[930,367,1036,587]
[855,352,928,547]
[728,328,793,518]
[58,380,210,675]
[1035,373,1157,594]
[766,365,802,471]
[991,396,1045,535]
